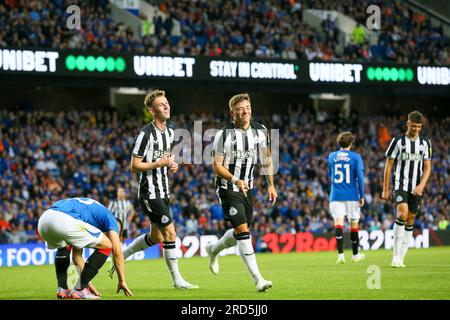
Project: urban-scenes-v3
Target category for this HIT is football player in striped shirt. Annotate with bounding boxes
[207,93,277,292]
[382,111,432,268]
[108,187,135,242]
[112,89,198,289]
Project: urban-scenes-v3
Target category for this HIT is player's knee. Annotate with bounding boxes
[151,233,164,244]
[397,212,408,221]
[350,219,359,229]
[234,224,249,234]
[396,205,408,218]
[97,247,112,256]
[97,236,112,250]
[334,219,344,227]
[407,215,416,226]
[161,227,176,242]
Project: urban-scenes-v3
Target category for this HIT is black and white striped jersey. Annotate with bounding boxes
[385,135,432,192]
[212,120,270,192]
[108,199,133,230]
[132,121,174,199]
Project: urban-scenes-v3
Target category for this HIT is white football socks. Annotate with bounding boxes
[393,218,405,258]
[400,226,414,262]
[211,228,237,256]
[122,233,155,260]
[163,242,184,285]
[237,236,264,284]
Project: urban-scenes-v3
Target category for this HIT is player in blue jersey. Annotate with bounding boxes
[37,197,133,299]
[328,132,365,264]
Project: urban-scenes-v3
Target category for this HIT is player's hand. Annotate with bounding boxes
[88,282,101,297]
[169,162,178,173]
[412,184,424,196]
[236,180,249,196]
[159,154,175,167]
[117,281,133,296]
[381,189,390,201]
[358,198,365,207]
[268,186,277,206]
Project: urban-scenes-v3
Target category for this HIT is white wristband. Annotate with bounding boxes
[231,176,238,184]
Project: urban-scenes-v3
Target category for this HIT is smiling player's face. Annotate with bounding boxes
[231,100,252,128]
[151,96,171,121]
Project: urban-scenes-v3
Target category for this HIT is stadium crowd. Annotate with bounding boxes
[0,0,448,65]
[0,106,449,246]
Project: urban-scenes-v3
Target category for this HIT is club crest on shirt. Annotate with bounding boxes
[161,215,169,224]
[396,195,403,202]
[229,207,238,216]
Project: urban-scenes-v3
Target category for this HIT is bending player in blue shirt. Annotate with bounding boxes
[328,132,365,264]
[38,197,133,299]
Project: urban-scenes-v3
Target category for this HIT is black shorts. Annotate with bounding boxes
[393,190,422,214]
[139,197,173,228]
[217,188,254,228]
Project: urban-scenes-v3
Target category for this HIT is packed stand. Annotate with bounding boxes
[0,0,447,65]
[304,0,449,64]
[0,106,449,246]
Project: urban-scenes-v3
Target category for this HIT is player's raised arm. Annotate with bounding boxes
[108,230,133,296]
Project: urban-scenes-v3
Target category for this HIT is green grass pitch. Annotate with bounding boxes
[0,247,449,300]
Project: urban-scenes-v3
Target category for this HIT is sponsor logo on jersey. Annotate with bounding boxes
[153,149,170,159]
[232,149,256,160]
[401,152,423,161]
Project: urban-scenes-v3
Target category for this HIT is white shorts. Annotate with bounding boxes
[329,201,360,220]
[37,209,103,250]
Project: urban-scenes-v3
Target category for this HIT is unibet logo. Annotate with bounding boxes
[309,63,363,83]
[417,66,450,85]
[65,55,126,72]
[366,67,414,82]
[133,56,195,77]
[0,49,59,72]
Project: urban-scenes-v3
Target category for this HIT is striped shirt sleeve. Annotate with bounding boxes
[132,129,150,158]
[259,124,270,150]
[424,139,432,160]
[212,129,225,156]
[385,137,399,159]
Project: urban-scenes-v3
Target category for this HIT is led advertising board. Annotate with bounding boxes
[0,48,448,87]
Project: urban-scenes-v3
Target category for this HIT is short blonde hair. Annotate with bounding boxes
[229,93,250,111]
[144,89,165,108]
